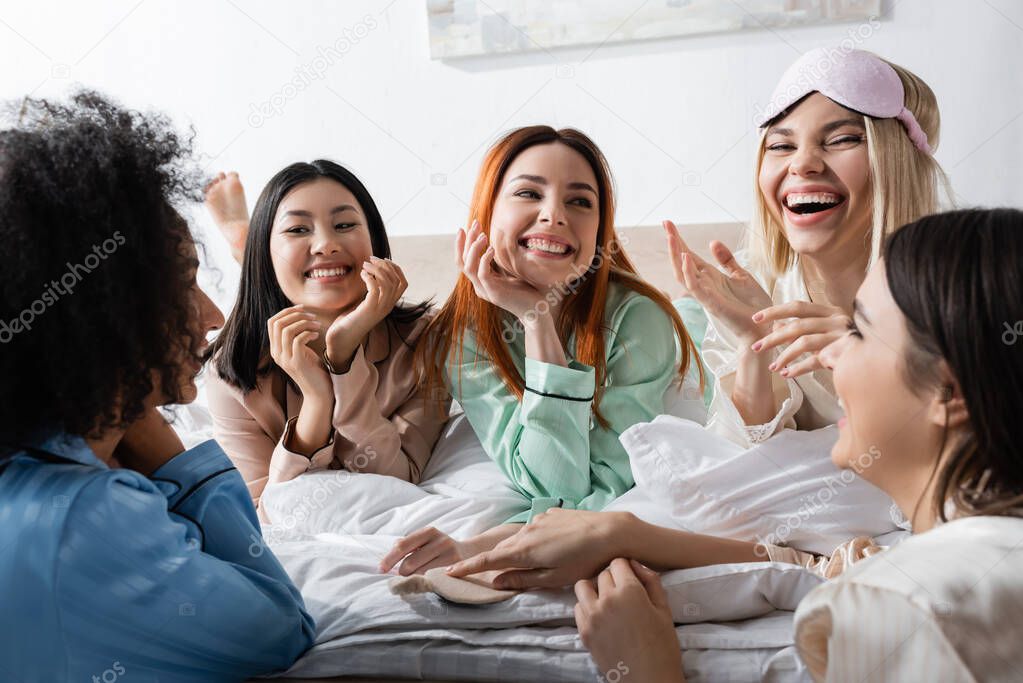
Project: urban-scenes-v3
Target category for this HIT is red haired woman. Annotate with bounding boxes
[381,126,700,574]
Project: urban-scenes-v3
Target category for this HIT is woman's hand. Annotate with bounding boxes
[751,301,851,378]
[268,305,331,399]
[379,527,476,576]
[325,257,408,371]
[113,407,185,475]
[575,559,685,683]
[663,220,772,342]
[447,509,631,589]
[458,220,547,322]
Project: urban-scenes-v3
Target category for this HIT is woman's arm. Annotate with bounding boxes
[453,328,596,508]
[729,336,779,425]
[58,441,315,677]
[447,509,761,588]
[206,372,332,507]
[522,311,568,367]
[454,292,682,518]
[702,312,804,447]
[326,333,450,483]
[616,514,762,571]
[663,222,787,433]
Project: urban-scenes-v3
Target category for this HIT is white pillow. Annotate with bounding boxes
[661,365,708,425]
[260,413,528,540]
[620,416,901,555]
[661,561,823,624]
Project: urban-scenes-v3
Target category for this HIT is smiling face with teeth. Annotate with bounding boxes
[758,93,873,269]
[818,262,944,518]
[268,177,373,316]
[487,142,600,295]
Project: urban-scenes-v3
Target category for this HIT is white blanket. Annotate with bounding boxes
[255,415,815,681]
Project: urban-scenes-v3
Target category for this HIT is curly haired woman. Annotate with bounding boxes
[0,92,314,682]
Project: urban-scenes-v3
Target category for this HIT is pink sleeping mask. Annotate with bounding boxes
[755,48,932,154]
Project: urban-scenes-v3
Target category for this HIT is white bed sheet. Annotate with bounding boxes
[255,416,816,682]
[171,401,812,682]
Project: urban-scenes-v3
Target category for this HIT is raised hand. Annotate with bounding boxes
[324,257,408,371]
[751,301,850,378]
[663,220,772,342]
[267,305,331,400]
[457,220,547,322]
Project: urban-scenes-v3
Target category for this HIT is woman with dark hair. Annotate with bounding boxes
[0,92,314,680]
[204,163,448,514]
[547,208,1023,682]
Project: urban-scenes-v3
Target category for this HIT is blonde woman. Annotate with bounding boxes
[665,48,951,446]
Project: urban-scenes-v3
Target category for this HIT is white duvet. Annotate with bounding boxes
[167,385,910,682]
[251,414,827,682]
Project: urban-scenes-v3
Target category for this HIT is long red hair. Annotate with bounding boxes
[419,126,701,427]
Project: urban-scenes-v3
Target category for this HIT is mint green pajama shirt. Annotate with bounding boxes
[447,283,678,522]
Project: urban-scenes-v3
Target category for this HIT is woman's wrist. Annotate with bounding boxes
[522,311,568,367]
[732,343,778,425]
[114,408,185,475]
[324,327,366,373]
[464,523,521,558]
[736,320,772,348]
[289,394,334,456]
[609,511,643,560]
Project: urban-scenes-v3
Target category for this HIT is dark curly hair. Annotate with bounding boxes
[0,90,205,443]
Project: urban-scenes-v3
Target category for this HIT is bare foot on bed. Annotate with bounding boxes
[205,171,250,264]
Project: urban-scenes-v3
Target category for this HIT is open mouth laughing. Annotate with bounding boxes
[518,234,576,258]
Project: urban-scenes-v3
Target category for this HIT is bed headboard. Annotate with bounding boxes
[389,222,746,303]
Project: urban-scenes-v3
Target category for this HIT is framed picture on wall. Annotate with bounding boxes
[427,0,882,59]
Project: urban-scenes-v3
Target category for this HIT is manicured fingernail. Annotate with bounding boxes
[780,368,789,377]
[752,312,764,322]
[751,341,763,352]
[768,362,777,371]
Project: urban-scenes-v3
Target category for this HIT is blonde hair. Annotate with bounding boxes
[749,56,952,280]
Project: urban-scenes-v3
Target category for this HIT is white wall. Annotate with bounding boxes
[2,0,1020,302]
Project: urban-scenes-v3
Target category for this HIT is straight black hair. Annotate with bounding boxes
[206,159,430,391]
[884,207,1023,521]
